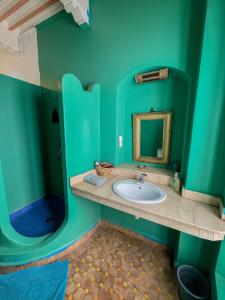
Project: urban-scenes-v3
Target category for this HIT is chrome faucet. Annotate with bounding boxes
[138,173,147,184]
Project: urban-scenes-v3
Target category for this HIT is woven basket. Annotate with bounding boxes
[95,163,113,176]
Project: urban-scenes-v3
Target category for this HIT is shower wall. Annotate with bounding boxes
[40,88,64,197]
[0,74,63,212]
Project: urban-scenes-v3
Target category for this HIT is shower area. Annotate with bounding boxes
[0,73,100,266]
[0,75,65,239]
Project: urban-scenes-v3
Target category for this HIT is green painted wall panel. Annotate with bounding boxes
[175,232,218,275]
[116,67,191,174]
[175,232,221,299]
[0,75,45,212]
[60,74,101,237]
[0,75,64,213]
[216,240,225,300]
[40,88,64,197]
[179,1,225,298]
[185,0,225,197]
[37,0,205,169]
[102,205,179,249]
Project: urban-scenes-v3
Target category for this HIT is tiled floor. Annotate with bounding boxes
[65,223,179,300]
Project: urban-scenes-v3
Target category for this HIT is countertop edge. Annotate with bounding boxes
[71,186,224,242]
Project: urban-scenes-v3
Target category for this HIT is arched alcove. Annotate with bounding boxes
[116,65,192,178]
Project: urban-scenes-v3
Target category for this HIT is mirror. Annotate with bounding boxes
[133,112,172,164]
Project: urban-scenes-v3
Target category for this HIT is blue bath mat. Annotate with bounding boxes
[0,260,69,300]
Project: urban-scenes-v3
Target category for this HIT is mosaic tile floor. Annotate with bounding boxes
[65,223,179,300]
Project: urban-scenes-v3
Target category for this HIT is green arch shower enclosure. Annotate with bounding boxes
[0,74,101,266]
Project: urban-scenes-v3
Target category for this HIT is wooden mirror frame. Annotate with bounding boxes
[133,111,172,164]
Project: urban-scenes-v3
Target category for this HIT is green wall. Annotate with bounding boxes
[116,67,191,173]
[37,0,205,177]
[185,0,225,197]
[183,1,225,299]
[102,206,179,249]
[177,0,225,298]
[40,88,64,197]
[0,75,45,212]
[0,75,63,213]
[60,73,101,239]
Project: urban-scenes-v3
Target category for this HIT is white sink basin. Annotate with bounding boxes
[112,179,167,204]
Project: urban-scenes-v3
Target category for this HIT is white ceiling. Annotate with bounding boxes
[0,0,89,54]
[0,0,63,33]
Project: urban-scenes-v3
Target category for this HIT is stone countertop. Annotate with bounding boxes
[71,174,225,241]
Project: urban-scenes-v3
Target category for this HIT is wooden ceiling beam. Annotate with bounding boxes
[9,0,58,31]
[0,0,29,23]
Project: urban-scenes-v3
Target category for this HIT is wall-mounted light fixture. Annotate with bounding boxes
[135,68,168,84]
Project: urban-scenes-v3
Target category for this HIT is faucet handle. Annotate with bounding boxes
[139,172,147,177]
[137,172,148,182]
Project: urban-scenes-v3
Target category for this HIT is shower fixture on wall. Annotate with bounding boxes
[135,68,168,84]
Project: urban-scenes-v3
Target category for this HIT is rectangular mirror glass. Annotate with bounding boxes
[140,119,164,157]
[133,112,172,164]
